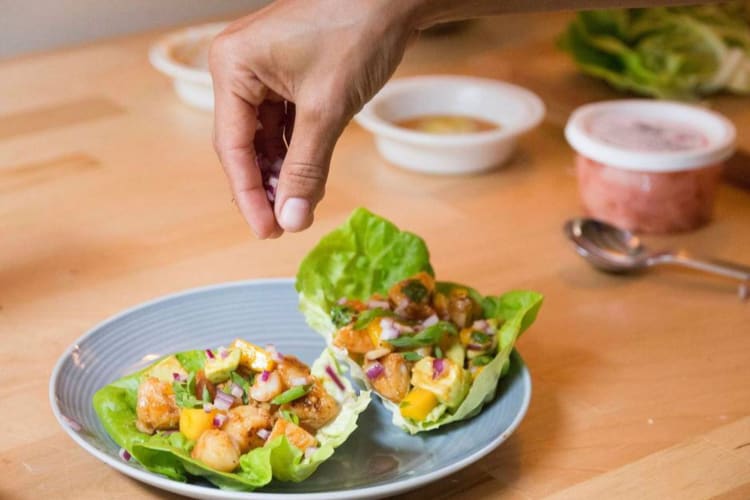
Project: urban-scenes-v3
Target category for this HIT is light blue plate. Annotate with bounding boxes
[50,279,531,499]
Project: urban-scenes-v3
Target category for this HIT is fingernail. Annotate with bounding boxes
[279,198,311,231]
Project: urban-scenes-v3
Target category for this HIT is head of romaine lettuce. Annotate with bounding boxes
[559,5,750,98]
[295,208,543,433]
[92,349,369,490]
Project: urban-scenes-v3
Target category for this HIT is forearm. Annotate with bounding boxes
[410,0,718,28]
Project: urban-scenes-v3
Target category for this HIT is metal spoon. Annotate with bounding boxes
[563,218,750,286]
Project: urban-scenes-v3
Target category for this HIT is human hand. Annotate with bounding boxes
[209,0,421,238]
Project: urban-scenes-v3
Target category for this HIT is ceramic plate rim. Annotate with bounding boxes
[49,277,532,499]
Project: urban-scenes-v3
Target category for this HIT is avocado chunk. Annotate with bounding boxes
[445,341,465,367]
[204,349,241,383]
[410,356,468,409]
[146,355,187,383]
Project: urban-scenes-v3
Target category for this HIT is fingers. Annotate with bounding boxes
[274,105,343,232]
[212,78,282,239]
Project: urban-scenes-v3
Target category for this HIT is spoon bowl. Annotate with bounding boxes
[564,217,750,286]
[563,218,649,273]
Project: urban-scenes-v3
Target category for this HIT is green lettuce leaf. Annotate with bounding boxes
[93,348,369,490]
[296,207,433,339]
[295,208,543,433]
[559,4,750,98]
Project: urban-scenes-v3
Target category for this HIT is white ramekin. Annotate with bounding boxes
[149,23,226,111]
[355,76,545,175]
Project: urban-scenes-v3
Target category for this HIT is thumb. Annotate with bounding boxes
[274,104,343,232]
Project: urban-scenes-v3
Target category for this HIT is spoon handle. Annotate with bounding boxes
[656,252,750,282]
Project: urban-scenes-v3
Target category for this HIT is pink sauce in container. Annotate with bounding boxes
[565,100,736,233]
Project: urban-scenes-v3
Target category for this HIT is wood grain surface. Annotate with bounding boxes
[1,12,748,500]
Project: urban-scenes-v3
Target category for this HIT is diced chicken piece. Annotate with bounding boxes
[333,324,376,354]
[388,272,436,320]
[267,418,317,452]
[280,380,340,432]
[249,369,285,402]
[191,429,240,472]
[223,402,275,453]
[366,353,411,403]
[276,355,314,387]
[135,377,180,434]
[447,287,480,328]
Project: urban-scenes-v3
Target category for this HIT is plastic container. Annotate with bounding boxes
[565,100,736,233]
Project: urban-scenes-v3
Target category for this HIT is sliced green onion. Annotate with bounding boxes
[402,351,423,362]
[271,384,312,405]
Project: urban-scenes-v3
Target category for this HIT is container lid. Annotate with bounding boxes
[565,99,736,172]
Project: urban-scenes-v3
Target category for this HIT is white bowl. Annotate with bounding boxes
[355,76,545,175]
[149,22,227,111]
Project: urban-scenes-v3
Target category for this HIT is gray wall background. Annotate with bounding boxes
[2,0,269,59]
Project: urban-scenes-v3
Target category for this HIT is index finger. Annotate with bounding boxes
[212,80,282,239]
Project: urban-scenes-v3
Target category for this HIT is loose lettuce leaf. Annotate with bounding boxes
[93,349,369,491]
[296,207,433,339]
[559,5,750,98]
[295,208,543,433]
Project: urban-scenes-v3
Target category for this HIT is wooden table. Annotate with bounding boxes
[1,11,749,500]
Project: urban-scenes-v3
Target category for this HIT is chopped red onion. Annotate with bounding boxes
[337,297,348,305]
[214,391,234,411]
[432,358,445,379]
[229,383,244,399]
[467,343,484,351]
[172,372,186,382]
[212,414,228,428]
[203,402,214,413]
[205,349,215,360]
[304,447,318,460]
[118,447,132,462]
[380,318,399,340]
[325,365,345,390]
[368,299,390,310]
[260,370,270,382]
[422,314,439,328]
[219,347,230,359]
[290,376,309,387]
[366,362,385,380]
[472,319,488,331]
[257,428,271,440]
[61,414,82,432]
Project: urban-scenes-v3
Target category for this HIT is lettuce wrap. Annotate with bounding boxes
[296,208,542,433]
[93,347,369,490]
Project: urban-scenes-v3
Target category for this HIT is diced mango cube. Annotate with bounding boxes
[267,418,317,451]
[367,320,382,347]
[399,388,439,421]
[179,408,216,441]
[231,339,276,372]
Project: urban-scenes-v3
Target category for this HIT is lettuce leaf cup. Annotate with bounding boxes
[296,208,543,434]
[93,341,370,491]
